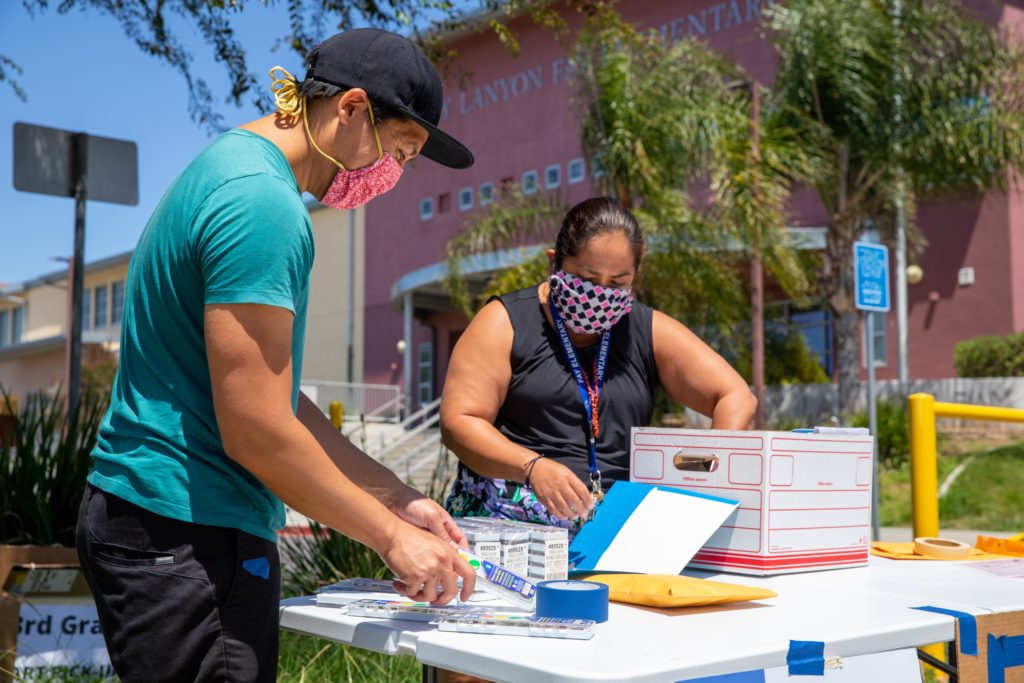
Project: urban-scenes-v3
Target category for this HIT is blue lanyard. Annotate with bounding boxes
[548,296,610,493]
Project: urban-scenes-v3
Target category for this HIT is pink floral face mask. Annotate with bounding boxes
[549,269,633,335]
[269,66,404,209]
[303,94,403,210]
[319,152,402,210]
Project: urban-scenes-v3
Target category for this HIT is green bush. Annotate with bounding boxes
[954,331,1024,377]
[1,386,108,546]
[851,398,909,469]
[734,328,831,386]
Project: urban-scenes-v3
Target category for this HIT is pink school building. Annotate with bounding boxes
[359,0,1024,409]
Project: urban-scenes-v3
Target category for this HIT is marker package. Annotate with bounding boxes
[455,517,568,580]
[456,548,538,611]
[459,523,503,565]
[498,528,531,577]
[528,561,568,582]
[438,614,595,640]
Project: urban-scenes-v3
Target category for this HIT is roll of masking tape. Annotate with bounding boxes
[913,537,972,560]
[536,580,609,623]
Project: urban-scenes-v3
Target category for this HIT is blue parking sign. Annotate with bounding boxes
[854,242,890,312]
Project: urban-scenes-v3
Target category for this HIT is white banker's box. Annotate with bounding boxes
[629,427,874,575]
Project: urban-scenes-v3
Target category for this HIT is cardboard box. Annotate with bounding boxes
[630,428,874,575]
[0,545,112,682]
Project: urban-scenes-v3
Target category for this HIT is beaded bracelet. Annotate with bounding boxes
[523,454,546,488]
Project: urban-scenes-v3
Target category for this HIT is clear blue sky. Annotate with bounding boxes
[0,3,320,285]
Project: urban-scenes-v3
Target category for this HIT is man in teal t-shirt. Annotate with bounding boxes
[76,29,476,683]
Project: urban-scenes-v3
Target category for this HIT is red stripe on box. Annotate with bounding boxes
[692,551,867,569]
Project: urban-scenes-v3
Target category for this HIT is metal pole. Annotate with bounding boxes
[865,311,879,540]
[893,0,909,396]
[908,393,938,539]
[749,81,766,429]
[403,293,413,419]
[68,133,87,419]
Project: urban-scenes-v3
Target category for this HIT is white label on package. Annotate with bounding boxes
[10,569,78,595]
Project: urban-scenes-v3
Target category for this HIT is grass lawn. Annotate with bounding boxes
[880,435,1024,530]
[277,631,420,683]
[939,439,1024,530]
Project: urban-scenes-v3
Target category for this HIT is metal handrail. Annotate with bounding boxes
[402,396,442,428]
[395,431,445,479]
[909,392,1024,538]
[377,398,442,463]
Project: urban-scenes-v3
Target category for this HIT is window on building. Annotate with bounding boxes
[458,186,474,211]
[790,307,833,377]
[111,280,125,325]
[522,170,538,195]
[0,310,8,348]
[591,153,606,179]
[568,158,586,184]
[479,182,494,206]
[544,164,561,189]
[419,197,434,220]
[11,307,23,345]
[438,192,451,214]
[862,311,888,368]
[94,285,108,329]
[417,342,433,406]
[82,287,92,331]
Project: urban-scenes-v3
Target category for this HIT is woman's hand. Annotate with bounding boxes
[527,457,594,520]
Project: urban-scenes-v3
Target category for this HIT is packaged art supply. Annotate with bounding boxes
[459,525,502,565]
[456,549,537,611]
[454,517,569,586]
[438,614,595,640]
[345,599,489,622]
[498,528,531,577]
[315,577,401,607]
[528,562,568,582]
[318,578,398,594]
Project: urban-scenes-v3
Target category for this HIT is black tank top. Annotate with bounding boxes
[459,286,659,488]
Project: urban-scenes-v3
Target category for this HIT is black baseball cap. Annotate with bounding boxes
[305,28,473,169]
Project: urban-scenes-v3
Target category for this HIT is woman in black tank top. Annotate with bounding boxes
[442,197,755,531]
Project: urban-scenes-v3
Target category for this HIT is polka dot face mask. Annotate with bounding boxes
[549,269,633,335]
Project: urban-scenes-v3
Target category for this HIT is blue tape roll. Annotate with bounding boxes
[535,580,609,623]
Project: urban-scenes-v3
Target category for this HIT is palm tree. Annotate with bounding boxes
[446,12,816,393]
[765,0,1024,415]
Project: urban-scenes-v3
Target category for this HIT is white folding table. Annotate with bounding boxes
[279,556,1024,682]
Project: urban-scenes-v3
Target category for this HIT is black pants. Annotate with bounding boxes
[76,484,280,682]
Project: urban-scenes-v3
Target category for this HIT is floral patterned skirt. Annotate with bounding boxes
[445,466,583,535]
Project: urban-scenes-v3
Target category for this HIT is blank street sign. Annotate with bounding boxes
[13,122,138,206]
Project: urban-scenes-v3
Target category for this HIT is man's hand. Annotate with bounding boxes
[388,487,469,548]
[382,522,477,603]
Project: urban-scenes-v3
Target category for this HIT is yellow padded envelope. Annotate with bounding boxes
[578,573,777,608]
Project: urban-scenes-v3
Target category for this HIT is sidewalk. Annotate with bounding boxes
[879,527,1016,543]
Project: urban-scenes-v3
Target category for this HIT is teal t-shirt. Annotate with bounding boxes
[88,129,314,543]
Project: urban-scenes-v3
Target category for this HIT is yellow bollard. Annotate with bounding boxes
[908,393,939,540]
[329,401,344,430]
